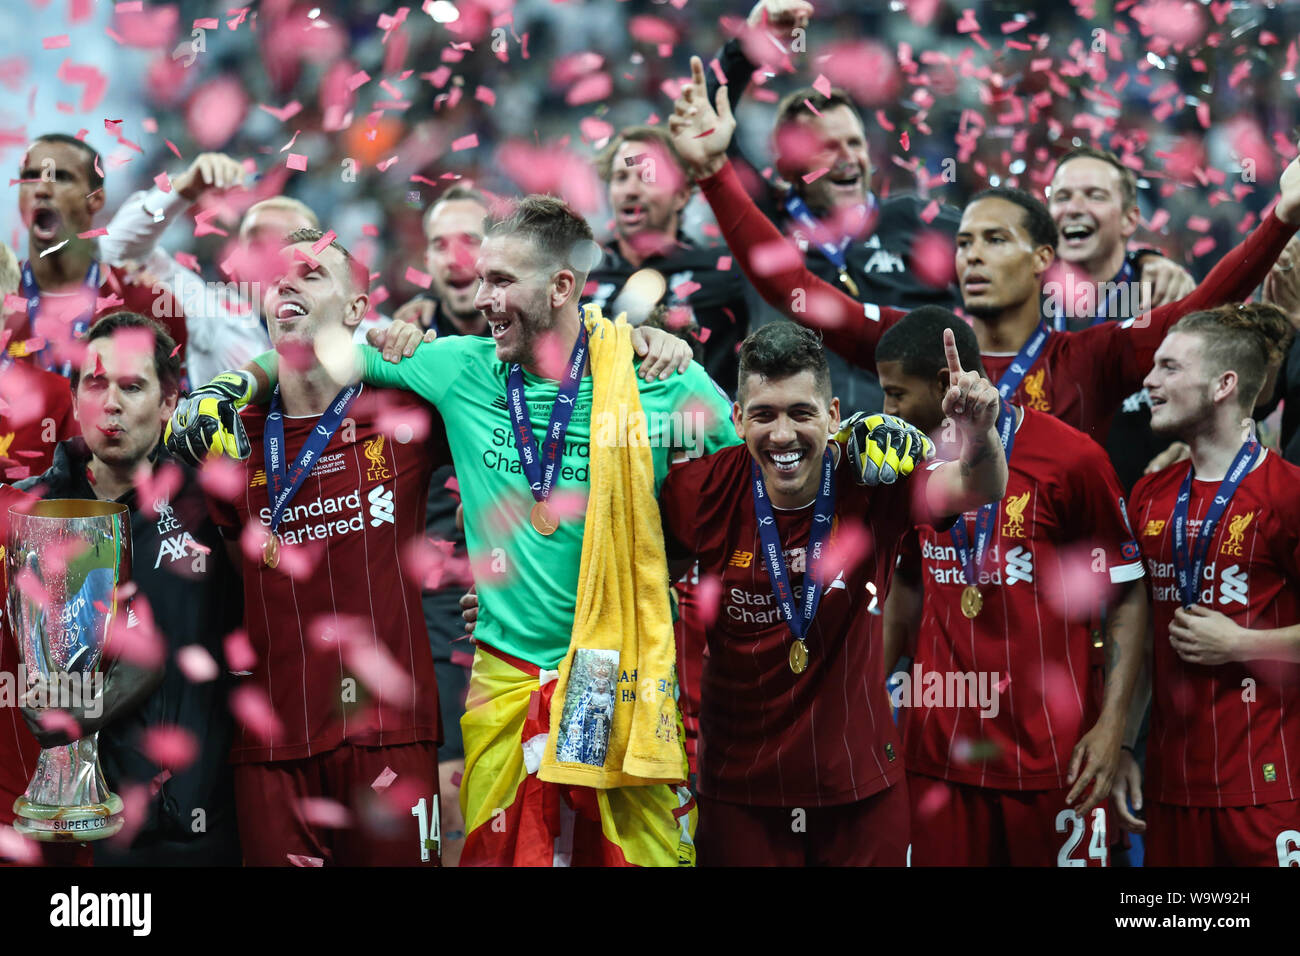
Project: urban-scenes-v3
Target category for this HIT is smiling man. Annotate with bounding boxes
[198,228,449,866]
[1124,304,1300,867]
[658,321,1004,865]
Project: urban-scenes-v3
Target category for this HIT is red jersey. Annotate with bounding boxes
[659,440,945,807]
[901,409,1144,790]
[208,387,447,764]
[10,262,187,376]
[699,160,1295,442]
[1130,450,1300,807]
[0,361,78,480]
[0,482,39,824]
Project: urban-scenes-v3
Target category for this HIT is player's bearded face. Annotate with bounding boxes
[425,200,487,323]
[957,198,1049,320]
[1048,158,1135,269]
[734,370,840,507]
[1145,331,1217,438]
[607,140,688,255]
[474,235,562,366]
[777,106,871,220]
[263,243,361,350]
[73,335,176,471]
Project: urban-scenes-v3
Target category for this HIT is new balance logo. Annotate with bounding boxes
[368,485,394,526]
[1218,564,1248,606]
[728,551,753,569]
[1005,546,1034,586]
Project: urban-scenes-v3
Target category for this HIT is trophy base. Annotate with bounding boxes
[13,793,125,843]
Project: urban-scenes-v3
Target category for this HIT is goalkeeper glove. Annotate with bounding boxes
[836,412,934,486]
[165,370,256,466]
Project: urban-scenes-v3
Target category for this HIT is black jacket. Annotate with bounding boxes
[18,439,242,863]
[710,38,963,413]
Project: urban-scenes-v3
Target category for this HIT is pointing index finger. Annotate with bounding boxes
[944,328,964,379]
[690,55,706,91]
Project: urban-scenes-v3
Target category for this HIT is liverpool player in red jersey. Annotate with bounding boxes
[668,57,1300,444]
[1124,304,1300,866]
[205,229,448,866]
[658,320,1007,865]
[877,308,1148,866]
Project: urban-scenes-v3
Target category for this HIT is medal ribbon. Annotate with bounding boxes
[783,192,877,285]
[751,447,837,644]
[19,259,100,376]
[1052,258,1135,332]
[1171,439,1259,608]
[264,383,361,535]
[506,324,588,504]
[948,402,1018,587]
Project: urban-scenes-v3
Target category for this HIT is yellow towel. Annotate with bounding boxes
[538,305,688,789]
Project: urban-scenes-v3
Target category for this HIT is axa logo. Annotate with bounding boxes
[154,532,198,569]
[1005,546,1034,586]
[368,484,394,526]
[1218,564,1248,606]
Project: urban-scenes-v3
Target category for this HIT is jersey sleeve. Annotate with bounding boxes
[1096,210,1297,395]
[696,160,907,372]
[1064,440,1146,586]
[666,361,742,457]
[356,339,465,407]
[658,457,707,561]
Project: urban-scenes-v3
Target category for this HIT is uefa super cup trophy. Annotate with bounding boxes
[5,500,130,842]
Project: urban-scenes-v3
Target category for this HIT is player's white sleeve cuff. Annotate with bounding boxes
[1109,561,1146,584]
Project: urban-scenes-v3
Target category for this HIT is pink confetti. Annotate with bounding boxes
[0,826,40,865]
[812,74,833,98]
[451,133,479,151]
[716,256,732,271]
[258,101,303,123]
[141,726,198,771]
[186,76,248,150]
[628,15,677,45]
[286,153,308,172]
[299,797,352,829]
[176,644,219,683]
[802,167,829,184]
[347,70,371,92]
[565,73,612,107]
[474,85,496,106]
[371,766,398,791]
[900,131,911,151]
[230,686,282,743]
[287,854,324,867]
[404,266,433,288]
[223,629,258,673]
[42,35,70,50]
[153,172,172,193]
[77,228,108,239]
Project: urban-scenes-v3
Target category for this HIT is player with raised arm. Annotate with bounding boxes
[877,308,1148,866]
[667,55,1300,445]
[658,321,1005,865]
[1123,303,1300,867]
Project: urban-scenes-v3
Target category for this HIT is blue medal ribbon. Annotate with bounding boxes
[751,447,837,645]
[506,324,588,504]
[264,383,361,535]
[1171,439,1260,608]
[994,321,1050,404]
[949,403,1018,587]
[1052,258,1136,332]
[784,192,877,293]
[19,259,100,376]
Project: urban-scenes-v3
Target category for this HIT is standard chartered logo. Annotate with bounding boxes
[1218,564,1248,606]
[368,485,394,526]
[1005,546,1034,586]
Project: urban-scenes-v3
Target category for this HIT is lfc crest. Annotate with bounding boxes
[1220,511,1254,557]
[365,436,391,482]
[1022,370,1051,412]
[1002,490,1031,538]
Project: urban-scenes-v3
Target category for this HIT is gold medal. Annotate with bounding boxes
[838,268,860,298]
[789,639,809,675]
[960,584,983,619]
[530,500,558,536]
[262,532,280,569]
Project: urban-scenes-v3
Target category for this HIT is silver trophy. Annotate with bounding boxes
[6,500,130,842]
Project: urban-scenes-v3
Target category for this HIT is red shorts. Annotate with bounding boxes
[908,773,1110,867]
[696,783,909,866]
[1145,798,1300,867]
[234,741,440,867]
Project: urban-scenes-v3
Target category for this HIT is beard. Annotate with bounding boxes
[963,300,1006,321]
[1151,389,1216,439]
